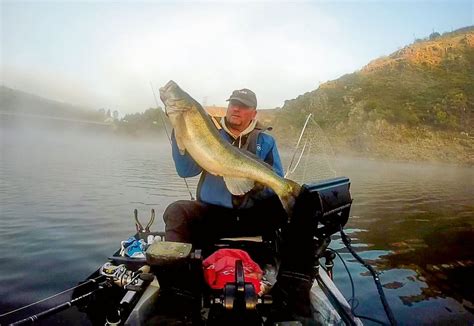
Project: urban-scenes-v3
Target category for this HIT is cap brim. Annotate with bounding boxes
[226,96,256,108]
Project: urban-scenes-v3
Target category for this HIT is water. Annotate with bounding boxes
[0,122,473,325]
[333,158,474,324]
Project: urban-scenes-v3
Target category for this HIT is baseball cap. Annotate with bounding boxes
[226,88,257,108]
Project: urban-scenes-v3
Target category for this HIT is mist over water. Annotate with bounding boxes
[0,120,473,324]
[0,120,194,315]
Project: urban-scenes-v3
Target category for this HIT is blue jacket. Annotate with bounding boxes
[171,127,283,208]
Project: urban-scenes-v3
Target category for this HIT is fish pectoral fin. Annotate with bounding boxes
[223,177,254,195]
[176,135,186,155]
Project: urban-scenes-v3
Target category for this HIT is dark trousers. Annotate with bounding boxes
[163,195,288,247]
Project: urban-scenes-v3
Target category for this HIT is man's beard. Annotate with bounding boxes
[225,117,243,129]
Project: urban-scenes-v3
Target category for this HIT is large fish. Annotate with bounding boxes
[159,80,301,216]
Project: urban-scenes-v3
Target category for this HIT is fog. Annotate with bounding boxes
[2,2,472,113]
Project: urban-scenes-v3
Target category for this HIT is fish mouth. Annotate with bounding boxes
[159,80,181,110]
[160,80,177,94]
[159,80,192,114]
[159,80,178,104]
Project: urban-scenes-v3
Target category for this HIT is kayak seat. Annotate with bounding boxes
[210,229,282,269]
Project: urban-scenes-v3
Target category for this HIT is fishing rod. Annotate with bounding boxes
[150,81,195,200]
[3,262,154,326]
[9,290,98,326]
[0,275,106,325]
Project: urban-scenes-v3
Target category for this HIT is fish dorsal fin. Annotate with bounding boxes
[223,177,254,195]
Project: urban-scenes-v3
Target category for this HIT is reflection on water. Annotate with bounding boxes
[0,123,473,324]
[332,158,474,324]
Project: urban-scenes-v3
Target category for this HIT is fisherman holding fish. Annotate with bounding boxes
[160,81,318,321]
[163,87,289,245]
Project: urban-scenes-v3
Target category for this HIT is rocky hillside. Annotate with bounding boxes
[271,27,474,165]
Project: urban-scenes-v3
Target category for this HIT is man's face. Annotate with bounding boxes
[225,100,257,132]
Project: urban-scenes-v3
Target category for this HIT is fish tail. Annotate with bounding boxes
[276,179,302,218]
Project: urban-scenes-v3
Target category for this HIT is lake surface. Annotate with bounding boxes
[0,121,473,325]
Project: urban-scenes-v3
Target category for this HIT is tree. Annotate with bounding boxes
[429,32,441,40]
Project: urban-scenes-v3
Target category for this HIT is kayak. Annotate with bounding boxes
[74,177,362,325]
[6,177,362,325]
[72,231,362,326]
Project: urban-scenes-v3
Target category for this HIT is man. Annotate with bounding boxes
[163,88,315,320]
[163,88,288,247]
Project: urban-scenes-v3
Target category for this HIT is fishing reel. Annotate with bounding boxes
[99,262,155,325]
[100,262,153,289]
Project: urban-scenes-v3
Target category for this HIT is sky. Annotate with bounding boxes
[1,1,473,114]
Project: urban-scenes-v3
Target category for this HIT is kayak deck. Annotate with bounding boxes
[75,232,362,325]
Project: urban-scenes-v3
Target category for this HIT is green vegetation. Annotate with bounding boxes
[0,86,168,137]
[276,26,474,132]
[115,108,169,137]
[282,28,474,131]
[270,27,474,164]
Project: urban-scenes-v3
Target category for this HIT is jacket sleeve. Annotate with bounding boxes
[171,131,202,178]
[264,137,284,177]
[270,142,284,177]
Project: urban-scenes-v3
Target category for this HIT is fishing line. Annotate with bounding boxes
[150,82,195,200]
[339,226,398,326]
[150,81,172,143]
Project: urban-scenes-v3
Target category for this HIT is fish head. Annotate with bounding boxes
[159,80,200,118]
